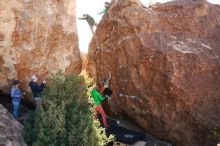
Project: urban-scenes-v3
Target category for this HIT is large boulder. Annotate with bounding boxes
[0,0,81,92]
[88,0,220,145]
[0,104,27,146]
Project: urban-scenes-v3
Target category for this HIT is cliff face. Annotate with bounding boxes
[88,0,220,145]
[0,104,27,146]
[81,52,88,72]
[0,0,81,91]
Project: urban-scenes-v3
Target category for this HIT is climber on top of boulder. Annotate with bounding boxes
[98,2,111,15]
[78,14,97,34]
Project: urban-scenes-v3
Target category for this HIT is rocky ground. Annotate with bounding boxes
[0,104,27,146]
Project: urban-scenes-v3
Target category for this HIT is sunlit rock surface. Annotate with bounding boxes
[88,0,220,145]
[0,0,81,92]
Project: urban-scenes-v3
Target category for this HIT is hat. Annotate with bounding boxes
[13,80,21,85]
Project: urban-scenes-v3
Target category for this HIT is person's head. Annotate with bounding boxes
[31,75,38,82]
[13,80,21,87]
[103,77,108,84]
[104,2,110,8]
[83,14,87,18]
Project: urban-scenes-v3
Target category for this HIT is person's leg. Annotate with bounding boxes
[35,97,42,111]
[12,100,20,120]
[89,25,94,35]
[96,105,108,128]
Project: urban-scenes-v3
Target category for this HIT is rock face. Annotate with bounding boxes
[88,0,220,145]
[81,52,88,72]
[0,0,81,92]
[0,104,27,146]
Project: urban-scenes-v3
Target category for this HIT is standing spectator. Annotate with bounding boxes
[29,75,46,110]
[11,80,23,120]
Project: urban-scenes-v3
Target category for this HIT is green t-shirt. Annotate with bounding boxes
[78,14,96,26]
[90,89,105,105]
[98,8,107,15]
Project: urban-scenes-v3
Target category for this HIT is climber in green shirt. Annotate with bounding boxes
[91,89,105,105]
[90,85,109,128]
[98,2,111,15]
[78,14,97,34]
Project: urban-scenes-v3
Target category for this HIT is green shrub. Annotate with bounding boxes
[210,127,220,142]
[24,72,114,146]
[24,111,37,145]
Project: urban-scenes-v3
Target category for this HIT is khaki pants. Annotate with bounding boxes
[34,97,41,111]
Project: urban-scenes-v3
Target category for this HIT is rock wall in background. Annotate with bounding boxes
[88,0,220,145]
[0,0,81,92]
[81,52,88,72]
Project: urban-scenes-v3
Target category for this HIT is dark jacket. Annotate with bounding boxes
[29,81,46,98]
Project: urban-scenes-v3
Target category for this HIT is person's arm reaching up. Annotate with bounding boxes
[100,86,105,94]
[106,71,111,82]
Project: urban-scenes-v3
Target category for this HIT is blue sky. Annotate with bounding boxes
[76,0,220,53]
